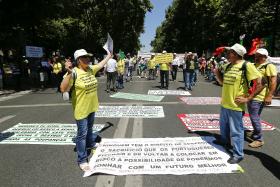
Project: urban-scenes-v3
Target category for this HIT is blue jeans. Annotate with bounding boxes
[219,107,244,159]
[247,100,264,141]
[75,112,98,164]
[185,72,194,89]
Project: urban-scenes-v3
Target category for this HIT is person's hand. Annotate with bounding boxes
[235,96,249,104]
[264,96,272,105]
[64,60,73,73]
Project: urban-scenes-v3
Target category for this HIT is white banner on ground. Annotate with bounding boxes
[96,106,164,118]
[84,137,242,177]
[266,99,280,107]
[179,97,221,105]
[148,90,191,96]
[177,114,275,131]
[25,46,43,58]
[110,92,164,102]
[0,123,105,145]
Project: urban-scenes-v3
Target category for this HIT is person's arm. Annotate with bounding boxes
[235,77,263,104]
[264,76,277,105]
[214,68,223,85]
[97,52,112,69]
[60,60,73,93]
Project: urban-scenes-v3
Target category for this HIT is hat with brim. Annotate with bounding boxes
[256,48,268,57]
[74,49,93,60]
[228,43,247,57]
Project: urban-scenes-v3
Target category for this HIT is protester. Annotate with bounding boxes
[51,56,63,92]
[184,52,195,90]
[159,50,171,89]
[247,48,277,148]
[9,60,21,91]
[60,49,112,172]
[117,55,125,89]
[147,53,156,80]
[126,53,134,82]
[213,43,263,164]
[105,54,117,93]
[193,54,200,85]
[171,53,180,81]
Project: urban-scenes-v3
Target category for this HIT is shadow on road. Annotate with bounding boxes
[0,132,15,142]
[244,149,280,180]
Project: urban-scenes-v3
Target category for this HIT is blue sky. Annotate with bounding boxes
[140,0,173,52]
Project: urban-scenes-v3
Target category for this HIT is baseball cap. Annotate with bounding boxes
[255,48,268,57]
[162,50,167,54]
[229,43,247,57]
[74,49,93,60]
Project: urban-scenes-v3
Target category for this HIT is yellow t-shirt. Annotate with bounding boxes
[70,65,101,120]
[221,61,262,111]
[253,62,278,101]
[117,59,125,74]
[53,63,62,74]
[160,62,170,71]
[148,58,156,69]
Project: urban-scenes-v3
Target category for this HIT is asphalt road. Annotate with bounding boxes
[0,70,279,187]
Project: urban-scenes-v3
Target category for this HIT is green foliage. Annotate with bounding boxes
[151,0,280,55]
[0,0,152,56]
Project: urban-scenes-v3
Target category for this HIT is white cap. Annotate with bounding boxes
[230,43,247,57]
[74,49,92,60]
[256,48,268,57]
[151,53,155,56]
[162,50,167,54]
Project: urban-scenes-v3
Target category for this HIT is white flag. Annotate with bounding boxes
[103,33,113,53]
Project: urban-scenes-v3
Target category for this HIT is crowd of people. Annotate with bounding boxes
[1,44,280,171]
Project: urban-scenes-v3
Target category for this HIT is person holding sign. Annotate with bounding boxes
[60,49,112,172]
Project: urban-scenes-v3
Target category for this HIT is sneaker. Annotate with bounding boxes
[227,157,243,164]
[79,162,91,172]
[249,140,264,148]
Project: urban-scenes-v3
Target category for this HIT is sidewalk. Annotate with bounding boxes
[0,90,16,96]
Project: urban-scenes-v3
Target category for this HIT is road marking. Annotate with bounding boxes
[0,102,181,108]
[0,91,32,102]
[125,116,143,187]
[94,115,130,186]
[0,115,16,123]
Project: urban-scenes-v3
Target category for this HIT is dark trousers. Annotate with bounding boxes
[160,70,169,88]
[171,65,178,80]
[106,72,117,90]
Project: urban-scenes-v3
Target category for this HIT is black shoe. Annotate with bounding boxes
[227,157,243,164]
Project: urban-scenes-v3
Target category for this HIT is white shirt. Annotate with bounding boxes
[106,59,117,72]
[172,57,181,66]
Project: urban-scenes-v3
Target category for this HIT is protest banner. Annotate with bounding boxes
[25,46,43,58]
[179,97,221,105]
[110,92,164,102]
[177,114,275,132]
[148,90,191,96]
[154,53,173,64]
[84,137,242,177]
[0,123,105,145]
[96,106,165,118]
